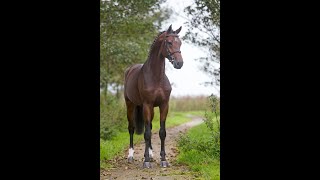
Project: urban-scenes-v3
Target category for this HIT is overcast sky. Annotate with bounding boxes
[160,0,220,97]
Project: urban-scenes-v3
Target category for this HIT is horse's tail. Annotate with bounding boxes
[134,106,144,135]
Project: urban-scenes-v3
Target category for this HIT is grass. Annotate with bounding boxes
[170,95,208,112]
[100,132,144,168]
[176,123,220,180]
[152,110,204,129]
[100,110,205,169]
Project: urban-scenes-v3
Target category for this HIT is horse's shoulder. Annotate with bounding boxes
[125,64,143,77]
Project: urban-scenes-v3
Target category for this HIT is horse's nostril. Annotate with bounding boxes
[173,61,183,69]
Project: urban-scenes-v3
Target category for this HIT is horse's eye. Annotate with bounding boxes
[168,42,173,46]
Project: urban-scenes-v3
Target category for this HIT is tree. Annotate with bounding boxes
[100,0,171,97]
[183,0,220,87]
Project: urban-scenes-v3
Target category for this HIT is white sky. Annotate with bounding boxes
[160,0,220,97]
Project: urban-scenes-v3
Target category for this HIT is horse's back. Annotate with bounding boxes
[124,64,143,105]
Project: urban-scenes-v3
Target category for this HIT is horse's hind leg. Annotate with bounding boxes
[125,99,135,163]
[159,102,169,167]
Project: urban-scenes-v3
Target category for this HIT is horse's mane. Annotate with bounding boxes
[146,31,166,61]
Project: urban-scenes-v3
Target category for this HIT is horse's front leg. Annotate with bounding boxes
[149,122,154,160]
[142,103,154,168]
[159,103,169,167]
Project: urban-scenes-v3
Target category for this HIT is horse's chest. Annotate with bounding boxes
[142,88,170,105]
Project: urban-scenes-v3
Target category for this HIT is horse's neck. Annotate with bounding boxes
[143,40,166,83]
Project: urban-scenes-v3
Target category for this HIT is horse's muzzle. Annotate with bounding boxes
[173,61,183,69]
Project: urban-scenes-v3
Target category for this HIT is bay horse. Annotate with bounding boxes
[124,25,183,168]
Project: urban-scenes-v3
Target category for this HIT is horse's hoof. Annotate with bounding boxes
[128,157,134,163]
[143,161,152,168]
[160,161,169,167]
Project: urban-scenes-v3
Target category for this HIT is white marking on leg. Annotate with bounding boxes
[128,148,134,158]
[149,148,153,158]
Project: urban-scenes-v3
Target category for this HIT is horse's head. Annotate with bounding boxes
[162,25,183,69]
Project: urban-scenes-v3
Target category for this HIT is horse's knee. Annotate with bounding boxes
[144,126,151,140]
[159,128,166,140]
[159,121,166,139]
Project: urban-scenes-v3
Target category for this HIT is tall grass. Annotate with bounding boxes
[170,95,208,112]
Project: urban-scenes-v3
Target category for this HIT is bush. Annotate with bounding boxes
[177,94,220,159]
[203,94,220,159]
[100,93,127,140]
[176,122,220,179]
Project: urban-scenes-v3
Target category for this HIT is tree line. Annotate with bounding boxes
[100,0,220,97]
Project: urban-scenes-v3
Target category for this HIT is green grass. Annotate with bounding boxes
[152,110,204,129]
[100,110,205,169]
[100,132,144,168]
[176,123,220,180]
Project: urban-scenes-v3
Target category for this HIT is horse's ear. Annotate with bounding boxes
[167,24,173,34]
[175,26,182,34]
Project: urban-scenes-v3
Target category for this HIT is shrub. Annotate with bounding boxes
[178,94,220,159]
[100,93,127,140]
[203,94,220,159]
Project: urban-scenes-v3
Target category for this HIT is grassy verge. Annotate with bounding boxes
[100,132,144,168]
[176,123,220,180]
[153,110,204,129]
[100,110,204,169]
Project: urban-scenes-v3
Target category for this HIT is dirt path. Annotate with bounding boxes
[100,116,204,180]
